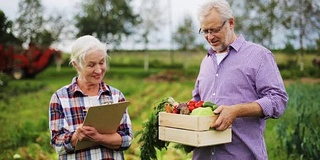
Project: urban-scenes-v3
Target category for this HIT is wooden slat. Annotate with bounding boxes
[159,126,232,147]
[159,112,217,131]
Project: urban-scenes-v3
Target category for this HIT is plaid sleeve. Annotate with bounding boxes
[117,107,133,150]
[49,93,75,154]
[113,90,133,150]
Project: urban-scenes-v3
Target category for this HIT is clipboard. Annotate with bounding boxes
[75,101,130,151]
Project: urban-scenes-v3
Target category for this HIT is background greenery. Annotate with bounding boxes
[0,50,319,160]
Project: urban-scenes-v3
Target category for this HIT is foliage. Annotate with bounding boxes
[44,11,73,45]
[278,0,320,70]
[0,10,21,45]
[279,0,320,48]
[75,0,140,46]
[15,0,44,44]
[173,15,197,51]
[136,0,164,71]
[279,65,320,79]
[0,77,46,103]
[0,72,10,87]
[230,0,280,48]
[230,0,320,51]
[137,0,163,48]
[275,84,320,160]
[136,96,199,160]
[0,79,51,159]
[14,0,66,47]
[282,42,296,55]
[136,97,173,160]
[0,119,54,159]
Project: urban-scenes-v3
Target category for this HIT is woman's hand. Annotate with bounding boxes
[72,125,122,149]
[71,124,83,147]
[77,125,102,142]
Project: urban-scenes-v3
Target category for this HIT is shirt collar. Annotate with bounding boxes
[207,35,245,56]
[69,77,110,96]
[229,34,245,52]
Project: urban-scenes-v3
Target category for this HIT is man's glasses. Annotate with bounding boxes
[199,20,228,36]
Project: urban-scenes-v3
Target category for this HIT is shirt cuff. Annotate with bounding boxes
[64,132,75,153]
[118,131,132,149]
[255,98,273,119]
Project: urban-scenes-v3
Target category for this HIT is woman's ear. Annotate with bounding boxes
[72,61,80,70]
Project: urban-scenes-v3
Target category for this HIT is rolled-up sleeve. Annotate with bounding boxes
[116,91,133,150]
[117,108,133,150]
[255,52,288,119]
[49,93,75,154]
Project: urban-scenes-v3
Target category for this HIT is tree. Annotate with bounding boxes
[229,0,320,71]
[75,0,140,47]
[44,11,72,47]
[173,15,197,51]
[15,0,44,45]
[173,15,197,69]
[278,0,320,71]
[0,10,21,45]
[14,0,65,48]
[137,0,164,71]
[230,0,281,49]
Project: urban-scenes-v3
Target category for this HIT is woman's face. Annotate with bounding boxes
[77,50,106,85]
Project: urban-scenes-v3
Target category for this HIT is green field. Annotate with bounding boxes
[0,51,319,160]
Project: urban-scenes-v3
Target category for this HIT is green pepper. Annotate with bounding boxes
[203,101,214,107]
[203,101,218,111]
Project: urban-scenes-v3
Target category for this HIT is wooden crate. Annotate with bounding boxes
[158,112,232,147]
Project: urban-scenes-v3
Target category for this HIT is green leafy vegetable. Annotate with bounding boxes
[136,97,173,160]
[137,97,214,159]
[190,107,214,116]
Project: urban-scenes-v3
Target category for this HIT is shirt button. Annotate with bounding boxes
[213,93,216,96]
[215,73,219,77]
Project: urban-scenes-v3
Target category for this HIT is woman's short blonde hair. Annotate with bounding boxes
[70,35,108,69]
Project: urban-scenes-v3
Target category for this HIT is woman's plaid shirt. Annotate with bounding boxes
[49,77,132,160]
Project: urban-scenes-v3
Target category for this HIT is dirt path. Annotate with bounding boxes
[284,77,320,85]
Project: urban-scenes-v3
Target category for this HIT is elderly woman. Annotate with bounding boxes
[49,35,133,159]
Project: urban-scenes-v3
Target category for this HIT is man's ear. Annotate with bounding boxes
[229,18,235,29]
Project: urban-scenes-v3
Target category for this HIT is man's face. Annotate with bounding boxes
[200,10,233,53]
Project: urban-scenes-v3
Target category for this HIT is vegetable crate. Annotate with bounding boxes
[158,112,232,147]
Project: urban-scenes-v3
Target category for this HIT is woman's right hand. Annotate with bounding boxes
[71,124,83,147]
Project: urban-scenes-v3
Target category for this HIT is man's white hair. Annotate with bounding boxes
[197,0,234,23]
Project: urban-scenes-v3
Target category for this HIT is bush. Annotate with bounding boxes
[275,84,320,159]
[0,116,53,160]
[281,42,296,55]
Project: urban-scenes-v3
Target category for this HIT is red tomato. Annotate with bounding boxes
[188,100,196,107]
[173,106,179,114]
[195,101,204,108]
[188,105,195,112]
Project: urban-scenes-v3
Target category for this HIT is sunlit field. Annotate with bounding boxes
[1,51,319,159]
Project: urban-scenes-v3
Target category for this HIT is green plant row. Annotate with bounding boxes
[275,84,320,160]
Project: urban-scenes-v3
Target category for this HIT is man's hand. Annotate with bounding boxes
[211,105,237,131]
[210,102,264,131]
